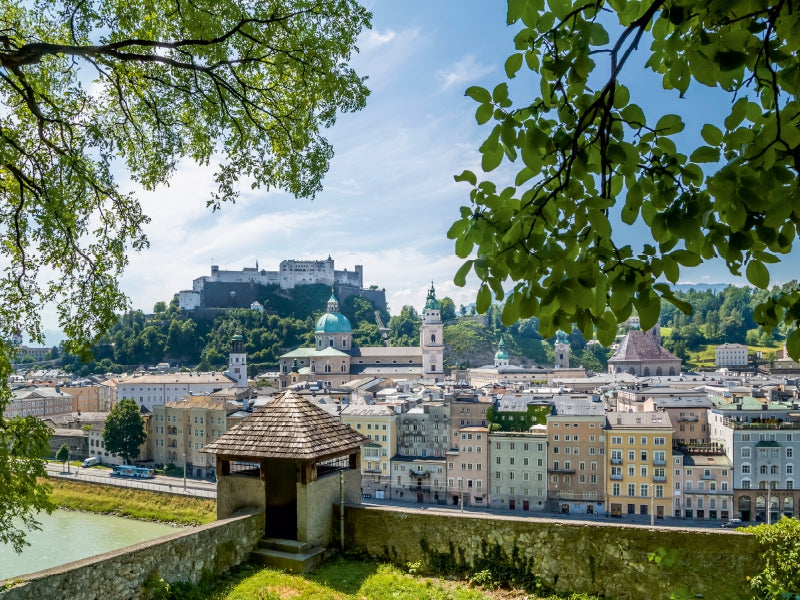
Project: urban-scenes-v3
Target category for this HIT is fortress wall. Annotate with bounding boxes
[1,510,264,600]
[343,505,762,600]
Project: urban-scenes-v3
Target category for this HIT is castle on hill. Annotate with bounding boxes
[178,256,385,312]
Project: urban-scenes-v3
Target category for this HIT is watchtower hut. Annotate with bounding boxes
[202,390,368,548]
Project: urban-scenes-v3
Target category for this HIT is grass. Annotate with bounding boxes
[178,557,600,600]
[47,478,216,525]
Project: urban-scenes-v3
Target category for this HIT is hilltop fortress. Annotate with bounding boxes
[178,257,386,312]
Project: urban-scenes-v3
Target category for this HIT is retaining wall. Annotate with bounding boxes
[0,509,264,600]
[343,505,763,600]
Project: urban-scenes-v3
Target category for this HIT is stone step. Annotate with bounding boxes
[249,545,328,573]
[257,537,312,554]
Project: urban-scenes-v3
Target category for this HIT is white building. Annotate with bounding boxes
[4,386,73,418]
[715,343,748,367]
[116,372,237,411]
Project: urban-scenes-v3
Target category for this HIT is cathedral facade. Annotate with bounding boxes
[278,285,445,388]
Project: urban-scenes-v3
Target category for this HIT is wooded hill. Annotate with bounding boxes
[59,283,792,376]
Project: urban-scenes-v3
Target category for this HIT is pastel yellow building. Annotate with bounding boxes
[340,403,397,498]
[606,411,674,519]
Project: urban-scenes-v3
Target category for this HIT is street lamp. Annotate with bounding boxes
[183,451,187,492]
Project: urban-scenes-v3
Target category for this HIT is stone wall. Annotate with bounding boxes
[297,469,361,547]
[343,505,763,600]
[1,509,264,600]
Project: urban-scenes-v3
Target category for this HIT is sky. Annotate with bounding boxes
[39,1,786,341]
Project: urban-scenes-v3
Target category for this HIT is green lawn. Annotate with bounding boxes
[176,558,600,600]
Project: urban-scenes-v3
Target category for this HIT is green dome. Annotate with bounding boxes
[315,312,352,333]
[424,282,439,311]
[494,337,508,360]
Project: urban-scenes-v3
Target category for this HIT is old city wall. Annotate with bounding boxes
[1,509,264,600]
[343,505,763,600]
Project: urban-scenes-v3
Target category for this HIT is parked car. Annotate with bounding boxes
[721,518,744,528]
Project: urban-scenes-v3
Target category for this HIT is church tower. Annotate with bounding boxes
[420,283,444,381]
[494,336,509,367]
[554,330,570,370]
[228,334,248,388]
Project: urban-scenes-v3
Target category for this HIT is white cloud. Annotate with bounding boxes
[359,28,397,51]
[436,55,495,91]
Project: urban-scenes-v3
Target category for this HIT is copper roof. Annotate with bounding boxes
[201,390,369,461]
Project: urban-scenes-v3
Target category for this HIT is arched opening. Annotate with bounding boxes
[783,496,794,518]
[431,334,436,343]
[739,495,752,521]
[656,367,663,376]
[668,367,676,376]
[643,367,651,376]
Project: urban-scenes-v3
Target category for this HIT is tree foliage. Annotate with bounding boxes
[450,0,800,354]
[748,517,800,599]
[0,349,53,553]
[0,0,369,547]
[103,398,147,464]
[56,443,70,470]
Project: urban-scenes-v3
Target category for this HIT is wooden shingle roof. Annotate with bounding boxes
[202,390,369,461]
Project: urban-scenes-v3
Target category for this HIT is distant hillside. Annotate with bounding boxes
[673,283,732,292]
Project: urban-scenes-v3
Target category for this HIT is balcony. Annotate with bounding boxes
[610,473,623,480]
[677,415,699,422]
[653,475,667,483]
[701,474,715,480]
[611,458,623,465]
[653,458,666,466]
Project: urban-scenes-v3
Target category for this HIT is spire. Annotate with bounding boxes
[327,288,339,313]
[424,281,440,311]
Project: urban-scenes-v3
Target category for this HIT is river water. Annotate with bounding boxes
[0,510,182,581]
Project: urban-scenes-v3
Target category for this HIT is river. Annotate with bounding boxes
[0,510,182,581]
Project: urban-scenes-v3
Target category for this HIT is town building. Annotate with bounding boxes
[116,371,238,411]
[446,425,489,507]
[150,396,248,478]
[4,386,73,418]
[715,343,748,367]
[605,411,674,519]
[674,450,734,521]
[546,398,607,514]
[340,403,398,499]
[489,429,548,512]
[607,327,681,377]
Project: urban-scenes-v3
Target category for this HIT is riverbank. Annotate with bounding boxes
[47,478,216,526]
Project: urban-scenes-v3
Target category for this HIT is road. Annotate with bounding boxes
[361,497,730,530]
[44,462,216,499]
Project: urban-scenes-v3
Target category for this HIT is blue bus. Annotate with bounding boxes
[110,465,155,479]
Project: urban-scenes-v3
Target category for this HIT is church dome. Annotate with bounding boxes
[495,337,509,361]
[424,282,439,311]
[315,312,352,333]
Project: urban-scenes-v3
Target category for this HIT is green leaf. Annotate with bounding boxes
[476,283,492,314]
[481,145,504,172]
[454,170,477,186]
[505,53,524,78]
[620,104,646,126]
[507,0,525,23]
[670,250,702,267]
[465,86,492,103]
[455,235,472,259]
[700,124,723,146]
[588,22,609,46]
[787,330,800,361]
[655,114,685,135]
[454,260,473,287]
[689,146,720,163]
[476,103,494,124]
[746,260,770,289]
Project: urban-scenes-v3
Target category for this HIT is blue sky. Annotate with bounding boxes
[45,1,786,341]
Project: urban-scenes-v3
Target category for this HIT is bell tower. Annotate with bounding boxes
[420,282,444,381]
[228,334,248,388]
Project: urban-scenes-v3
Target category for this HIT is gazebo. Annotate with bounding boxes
[202,391,368,551]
